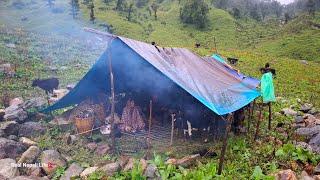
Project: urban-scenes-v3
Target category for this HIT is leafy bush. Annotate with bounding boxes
[180,0,209,29]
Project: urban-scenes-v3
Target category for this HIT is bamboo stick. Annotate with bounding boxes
[170,113,175,146]
[218,114,233,175]
[108,46,116,153]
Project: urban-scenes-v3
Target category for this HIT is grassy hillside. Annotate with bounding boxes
[80,0,320,61]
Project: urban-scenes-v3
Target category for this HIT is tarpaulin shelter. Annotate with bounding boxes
[44,35,260,115]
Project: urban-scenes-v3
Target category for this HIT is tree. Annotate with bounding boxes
[151,2,159,20]
[232,7,241,19]
[214,0,229,9]
[250,4,261,21]
[116,0,124,11]
[180,0,209,29]
[306,0,316,16]
[127,2,134,21]
[284,12,291,24]
[136,0,149,8]
[88,2,95,23]
[70,0,80,19]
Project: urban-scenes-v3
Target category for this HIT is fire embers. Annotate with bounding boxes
[120,100,146,133]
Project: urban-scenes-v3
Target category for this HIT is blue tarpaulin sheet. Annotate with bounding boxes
[44,37,260,115]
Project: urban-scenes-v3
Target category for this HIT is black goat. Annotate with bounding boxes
[32,78,59,94]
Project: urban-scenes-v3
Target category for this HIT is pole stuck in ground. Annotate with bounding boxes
[107,45,116,153]
[254,105,263,141]
[170,113,175,146]
[148,100,152,145]
[268,102,272,130]
[218,114,233,175]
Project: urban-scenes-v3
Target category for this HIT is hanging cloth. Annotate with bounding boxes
[260,72,276,103]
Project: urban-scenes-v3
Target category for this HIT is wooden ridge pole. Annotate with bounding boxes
[218,114,233,175]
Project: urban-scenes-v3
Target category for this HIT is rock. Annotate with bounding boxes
[18,122,46,138]
[0,137,26,159]
[5,43,16,48]
[11,176,49,180]
[295,116,304,123]
[70,135,78,143]
[8,135,18,141]
[300,60,308,65]
[61,154,73,162]
[144,164,157,178]
[0,158,20,178]
[0,109,5,121]
[314,175,320,180]
[304,115,318,127]
[281,108,297,116]
[295,126,320,137]
[0,121,19,135]
[309,108,319,115]
[94,143,110,156]
[275,169,297,180]
[294,141,313,152]
[18,146,40,164]
[49,116,72,131]
[0,129,5,137]
[140,159,147,173]
[123,158,135,171]
[80,167,98,178]
[310,133,320,146]
[315,163,320,174]
[300,104,313,113]
[60,163,83,180]
[292,122,306,129]
[166,154,200,168]
[63,133,71,145]
[10,98,24,106]
[26,167,43,177]
[118,155,130,168]
[99,162,121,176]
[40,150,67,175]
[19,137,37,146]
[53,89,69,99]
[301,170,313,180]
[86,142,98,151]
[66,84,76,90]
[4,105,28,122]
[22,97,46,110]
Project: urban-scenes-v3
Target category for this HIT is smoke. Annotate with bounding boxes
[0,0,109,65]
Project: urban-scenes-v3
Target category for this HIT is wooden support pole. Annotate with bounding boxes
[248,99,256,135]
[148,100,152,145]
[254,105,263,141]
[108,47,116,153]
[170,113,175,146]
[218,114,233,175]
[268,102,272,130]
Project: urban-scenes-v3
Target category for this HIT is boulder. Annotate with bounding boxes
[123,158,135,171]
[0,137,26,159]
[8,135,18,141]
[99,162,121,176]
[0,129,5,137]
[94,143,110,156]
[25,167,43,177]
[309,108,318,115]
[281,108,297,116]
[300,170,313,180]
[166,154,200,168]
[144,164,157,178]
[274,169,297,180]
[60,163,83,180]
[11,176,49,180]
[315,163,320,174]
[10,98,24,106]
[1,121,19,135]
[4,105,27,123]
[295,116,304,123]
[22,98,46,110]
[310,133,320,146]
[18,146,40,164]
[0,158,20,178]
[86,142,98,151]
[294,141,313,152]
[80,167,98,178]
[40,150,67,175]
[19,137,37,146]
[49,116,72,131]
[140,159,147,173]
[18,122,46,138]
[118,155,130,168]
[300,104,313,113]
[295,126,320,137]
